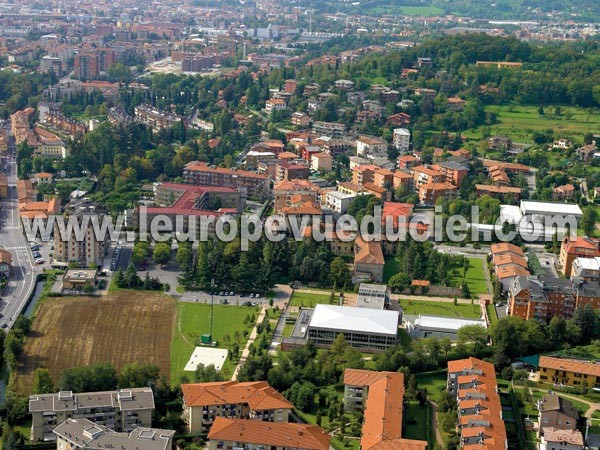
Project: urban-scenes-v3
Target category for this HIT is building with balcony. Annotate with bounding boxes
[183,162,270,200]
[538,356,600,388]
[447,357,507,450]
[29,388,155,442]
[181,381,293,435]
[53,418,174,450]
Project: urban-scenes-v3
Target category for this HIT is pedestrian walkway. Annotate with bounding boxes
[231,305,267,381]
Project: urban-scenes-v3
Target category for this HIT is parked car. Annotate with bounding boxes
[35,258,45,264]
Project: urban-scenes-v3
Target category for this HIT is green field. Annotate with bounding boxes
[383,256,402,283]
[399,299,482,319]
[415,370,448,403]
[486,303,498,325]
[464,105,600,142]
[400,6,444,16]
[449,257,488,295]
[290,291,334,307]
[170,302,257,385]
[403,402,435,447]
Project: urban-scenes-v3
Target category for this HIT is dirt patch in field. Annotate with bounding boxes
[16,291,175,395]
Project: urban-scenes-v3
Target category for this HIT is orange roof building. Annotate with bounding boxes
[559,236,600,277]
[354,237,385,283]
[343,369,427,450]
[207,418,330,450]
[447,358,507,450]
[182,381,293,434]
[538,356,600,387]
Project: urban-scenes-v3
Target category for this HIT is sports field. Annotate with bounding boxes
[16,292,175,395]
[399,299,482,319]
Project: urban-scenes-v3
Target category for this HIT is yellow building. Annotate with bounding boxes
[538,356,600,388]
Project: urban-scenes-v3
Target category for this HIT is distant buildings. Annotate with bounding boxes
[29,388,155,441]
[392,128,410,153]
[134,104,183,132]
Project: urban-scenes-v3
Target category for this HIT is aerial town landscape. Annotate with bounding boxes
[0,0,600,450]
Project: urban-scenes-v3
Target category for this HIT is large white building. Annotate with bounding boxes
[325,190,356,214]
[393,128,410,153]
[305,304,399,352]
[405,314,487,340]
[356,135,387,159]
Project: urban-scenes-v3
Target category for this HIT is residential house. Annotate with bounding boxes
[571,257,600,282]
[418,182,457,204]
[183,162,270,199]
[291,112,310,127]
[181,381,293,435]
[310,153,332,172]
[559,236,600,277]
[552,184,575,201]
[475,185,522,201]
[540,428,584,450]
[393,128,410,153]
[538,393,579,435]
[576,143,598,162]
[447,357,507,450]
[354,237,384,283]
[273,180,319,214]
[275,162,310,182]
[53,419,174,450]
[386,112,411,126]
[537,356,600,388]
[356,136,387,159]
[29,388,155,441]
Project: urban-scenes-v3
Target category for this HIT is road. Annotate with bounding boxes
[0,148,37,329]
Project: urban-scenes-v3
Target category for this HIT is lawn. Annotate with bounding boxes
[415,370,447,403]
[486,304,498,325]
[383,256,402,283]
[449,257,488,295]
[403,401,435,447]
[16,292,175,395]
[399,299,482,319]
[464,105,600,143]
[400,5,444,16]
[170,302,258,385]
[289,291,334,308]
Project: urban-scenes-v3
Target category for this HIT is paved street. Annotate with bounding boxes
[0,152,36,329]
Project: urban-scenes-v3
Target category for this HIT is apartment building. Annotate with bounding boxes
[571,257,600,282]
[291,112,310,127]
[475,184,522,201]
[436,161,468,186]
[508,276,600,320]
[180,381,293,435]
[418,181,458,204]
[343,369,427,450]
[538,356,600,388]
[312,121,346,138]
[447,357,507,450]
[272,180,319,214]
[325,190,355,214]
[265,98,288,114]
[392,128,410,153]
[29,388,155,441]
[356,136,387,159]
[53,202,108,268]
[183,162,270,199]
[207,418,330,450]
[412,165,445,190]
[134,104,183,132]
[559,236,600,277]
[54,418,174,450]
[275,162,310,182]
[490,243,530,291]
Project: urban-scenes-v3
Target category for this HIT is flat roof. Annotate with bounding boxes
[520,200,583,217]
[411,314,486,331]
[184,347,228,372]
[309,304,399,336]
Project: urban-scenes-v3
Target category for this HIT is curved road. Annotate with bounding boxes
[0,151,37,330]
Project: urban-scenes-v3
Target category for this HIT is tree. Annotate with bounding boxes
[581,206,598,237]
[32,368,54,394]
[573,304,598,345]
[118,363,161,388]
[153,243,171,268]
[457,325,487,349]
[329,257,351,287]
[388,272,411,292]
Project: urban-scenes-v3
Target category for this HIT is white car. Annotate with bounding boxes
[35,258,45,264]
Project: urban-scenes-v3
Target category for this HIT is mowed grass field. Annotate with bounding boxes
[289,291,332,308]
[16,292,175,395]
[399,299,482,319]
[449,257,488,295]
[464,105,600,142]
[170,303,258,385]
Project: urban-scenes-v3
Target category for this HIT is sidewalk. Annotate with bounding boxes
[231,305,267,381]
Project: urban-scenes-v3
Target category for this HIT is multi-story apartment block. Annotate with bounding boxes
[508,276,600,320]
[571,257,600,282]
[418,181,458,204]
[538,356,600,388]
[273,180,319,214]
[356,136,387,159]
[29,388,155,441]
[134,104,183,132]
[447,357,507,450]
[53,201,108,268]
[559,236,600,277]
[180,381,293,435]
[343,369,427,450]
[54,418,174,450]
[312,121,346,138]
[183,162,270,200]
[393,128,410,153]
[274,162,310,182]
[207,417,330,450]
[436,161,468,186]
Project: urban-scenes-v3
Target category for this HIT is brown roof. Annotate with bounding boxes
[495,265,530,280]
[543,428,584,445]
[207,418,330,450]
[475,184,521,195]
[539,356,600,378]
[354,237,384,265]
[0,248,12,265]
[181,381,293,411]
[280,201,322,216]
[493,254,528,269]
[490,243,524,256]
[184,161,268,179]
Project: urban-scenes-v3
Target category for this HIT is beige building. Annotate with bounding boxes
[29,388,155,441]
[54,418,174,450]
[181,381,293,435]
[62,269,97,291]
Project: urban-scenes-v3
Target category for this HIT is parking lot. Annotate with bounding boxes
[179,290,269,307]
